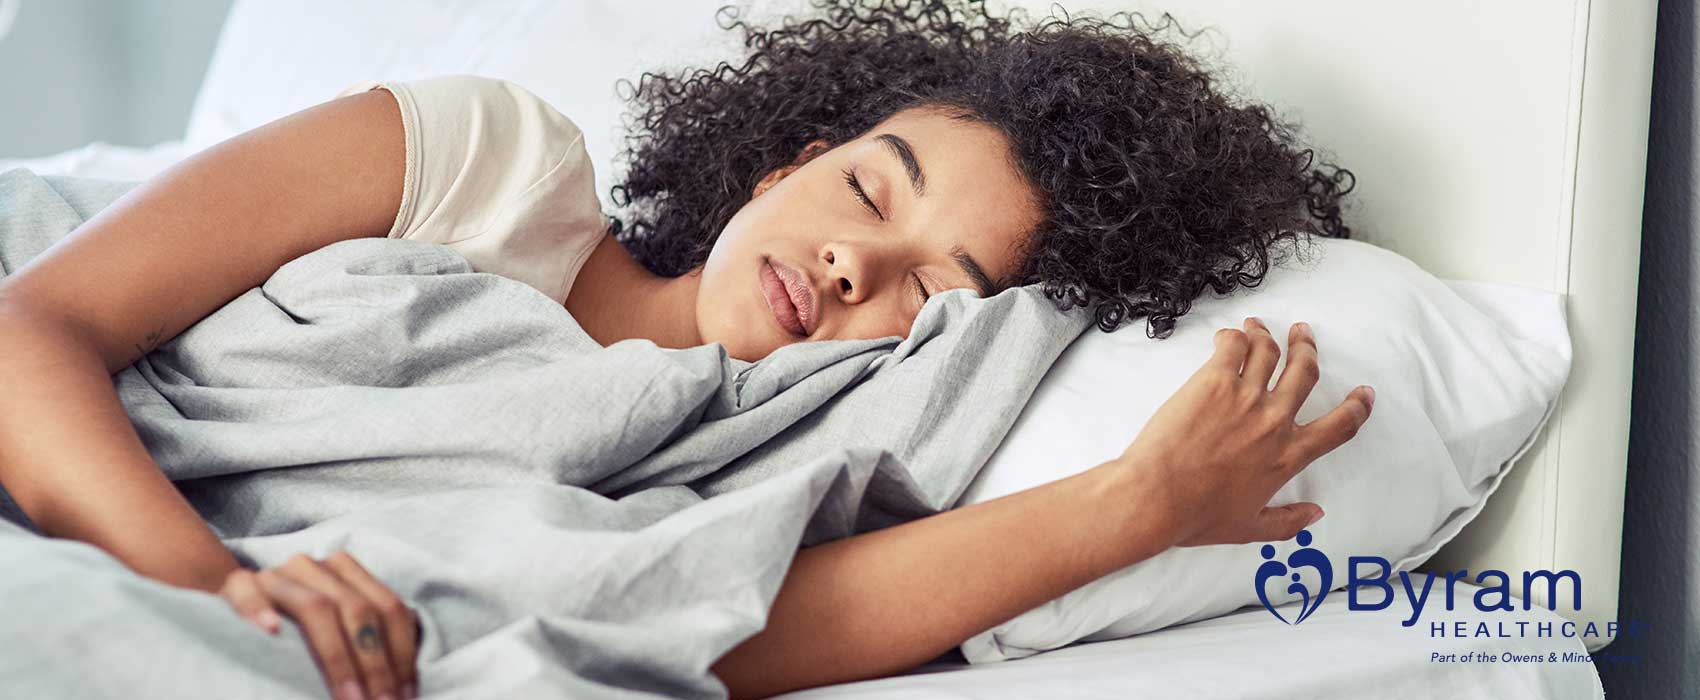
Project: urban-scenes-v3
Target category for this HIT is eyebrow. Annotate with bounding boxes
[951,245,999,298]
[875,132,1000,299]
[875,133,925,197]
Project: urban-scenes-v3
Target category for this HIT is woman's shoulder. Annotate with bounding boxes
[334,75,605,305]
[338,74,586,152]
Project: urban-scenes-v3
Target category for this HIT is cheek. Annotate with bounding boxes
[832,302,916,342]
[693,205,807,360]
[693,259,787,362]
[699,220,751,282]
[694,219,757,328]
[711,195,781,255]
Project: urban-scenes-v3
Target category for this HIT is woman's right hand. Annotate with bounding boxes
[218,551,420,700]
[1109,316,1375,549]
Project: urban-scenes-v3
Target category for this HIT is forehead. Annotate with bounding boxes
[866,108,1026,190]
[853,108,1042,278]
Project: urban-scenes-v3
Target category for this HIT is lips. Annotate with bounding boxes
[759,257,817,337]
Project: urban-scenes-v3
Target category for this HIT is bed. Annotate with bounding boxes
[0,0,1655,697]
[786,575,1606,699]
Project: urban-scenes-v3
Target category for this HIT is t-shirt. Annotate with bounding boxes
[335,75,609,305]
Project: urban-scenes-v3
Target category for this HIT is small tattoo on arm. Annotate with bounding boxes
[132,324,164,359]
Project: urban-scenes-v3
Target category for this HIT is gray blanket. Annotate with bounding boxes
[0,168,1092,699]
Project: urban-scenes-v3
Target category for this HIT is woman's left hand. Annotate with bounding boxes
[1106,316,1374,549]
[218,551,421,700]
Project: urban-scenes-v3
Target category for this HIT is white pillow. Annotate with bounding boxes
[956,237,1571,663]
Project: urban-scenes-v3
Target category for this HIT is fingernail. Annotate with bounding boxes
[1295,321,1311,335]
[1362,385,1376,407]
[257,609,281,633]
[1306,509,1325,526]
[338,680,366,700]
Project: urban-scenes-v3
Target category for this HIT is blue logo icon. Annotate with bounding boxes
[1255,529,1333,624]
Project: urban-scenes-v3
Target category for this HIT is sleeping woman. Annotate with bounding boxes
[0,1,1374,699]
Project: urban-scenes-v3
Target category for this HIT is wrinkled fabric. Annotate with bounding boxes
[0,168,1092,699]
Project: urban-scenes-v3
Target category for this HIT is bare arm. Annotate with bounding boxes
[712,318,1375,699]
[0,88,405,592]
[712,458,1169,699]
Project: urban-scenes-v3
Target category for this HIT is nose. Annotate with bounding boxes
[822,239,899,305]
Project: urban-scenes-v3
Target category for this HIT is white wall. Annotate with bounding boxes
[0,0,231,158]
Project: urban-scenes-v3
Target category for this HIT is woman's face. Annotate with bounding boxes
[695,107,1044,362]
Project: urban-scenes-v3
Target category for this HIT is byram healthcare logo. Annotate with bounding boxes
[1254,529,1331,624]
[1251,529,1632,638]
[1250,531,1652,667]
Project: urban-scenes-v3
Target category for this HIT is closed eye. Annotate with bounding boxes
[841,167,884,221]
[913,274,930,306]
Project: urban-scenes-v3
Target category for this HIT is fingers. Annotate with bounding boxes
[1240,317,1281,389]
[257,568,367,700]
[1248,503,1326,543]
[1271,322,1320,413]
[219,568,282,634]
[323,551,419,700]
[281,554,401,700]
[1295,385,1376,463]
[1209,326,1251,374]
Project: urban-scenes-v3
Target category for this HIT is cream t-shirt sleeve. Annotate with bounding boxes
[335,75,609,304]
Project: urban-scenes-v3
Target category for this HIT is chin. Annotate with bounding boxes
[698,310,782,363]
[721,336,785,363]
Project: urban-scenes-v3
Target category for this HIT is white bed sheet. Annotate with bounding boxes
[0,141,193,182]
[783,574,1605,699]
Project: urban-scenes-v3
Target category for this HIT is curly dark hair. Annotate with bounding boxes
[605,0,1356,337]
